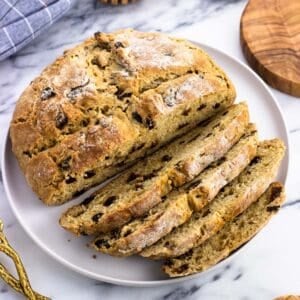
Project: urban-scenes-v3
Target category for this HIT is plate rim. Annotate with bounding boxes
[1,41,290,287]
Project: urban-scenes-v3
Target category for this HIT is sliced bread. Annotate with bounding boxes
[141,139,285,259]
[91,123,257,256]
[163,182,285,277]
[91,194,193,256]
[187,123,258,211]
[60,103,249,235]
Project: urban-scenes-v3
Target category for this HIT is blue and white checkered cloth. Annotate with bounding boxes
[0,0,73,61]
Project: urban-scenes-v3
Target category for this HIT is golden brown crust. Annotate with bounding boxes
[10,29,236,205]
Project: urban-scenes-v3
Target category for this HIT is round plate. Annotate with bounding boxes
[2,42,290,287]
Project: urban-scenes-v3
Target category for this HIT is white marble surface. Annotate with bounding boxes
[0,0,300,299]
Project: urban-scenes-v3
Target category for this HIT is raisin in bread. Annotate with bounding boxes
[60,103,248,235]
[141,139,285,259]
[91,124,257,256]
[10,29,236,205]
[163,182,285,277]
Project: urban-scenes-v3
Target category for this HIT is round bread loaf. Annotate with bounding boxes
[10,29,236,205]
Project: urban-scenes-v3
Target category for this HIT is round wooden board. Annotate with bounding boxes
[240,0,300,97]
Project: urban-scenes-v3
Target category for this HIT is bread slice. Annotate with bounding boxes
[91,193,193,256]
[141,139,285,259]
[60,103,249,235]
[90,124,257,256]
[163,182,285,277]
[187,123,258,211]
[10,29,236,205]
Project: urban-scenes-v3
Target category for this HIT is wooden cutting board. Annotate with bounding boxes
[240,0,300,97]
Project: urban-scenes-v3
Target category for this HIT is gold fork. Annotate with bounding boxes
[0,219,49,300]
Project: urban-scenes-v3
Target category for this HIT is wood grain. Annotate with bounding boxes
[274,296,300,300]
[240,0,300,97]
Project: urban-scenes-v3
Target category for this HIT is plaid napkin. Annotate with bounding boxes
[0,0,73,61]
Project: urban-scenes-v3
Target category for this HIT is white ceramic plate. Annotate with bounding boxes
[2,42,290,287]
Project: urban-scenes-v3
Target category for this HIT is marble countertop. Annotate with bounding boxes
[1,0,300,299]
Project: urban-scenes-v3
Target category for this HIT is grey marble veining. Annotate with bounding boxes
[0,0,300,299]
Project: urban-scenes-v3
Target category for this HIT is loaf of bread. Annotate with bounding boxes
[163,182,285,277]
[141,139,285,259]
[10,29,236,205]
[60,103,248,235]
[91,123,257,256]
